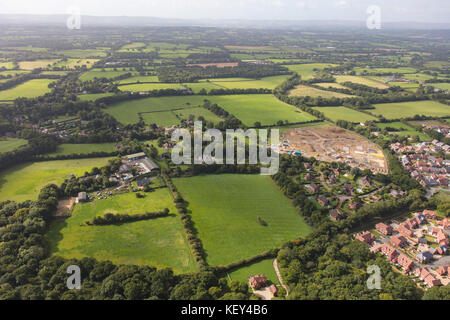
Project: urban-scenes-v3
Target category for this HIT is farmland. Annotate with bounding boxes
[335,75,389,89]
[47,143,118,157]
[0,79,54,100]
[371,101,450,119]
[0,137,28,153]
[106,94,317,126]
[0,157,114,202]
[18,59,60,70]
[289,85,354,98]
[46,189,197,274]
[313,106,378,122]
[173,174,311,266]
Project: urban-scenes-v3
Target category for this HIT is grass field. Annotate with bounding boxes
[0,79,54,100]
[46,189,197,273]
[48,143,117,156]
[313,106,378,123]
[371,101,450,119]
[106,94,317,126]
[335,75,389,89]
[353,67,417,74]
[173,174,311,266]
[207,75,291,90]
[18,59,60,70]
[117,75,160,84]
[228,259,279,285]
[119,83,185,91]
[432,83,450,91]
[173,107,222,124]
[0,157,114,202]
[376,122,431,141]
[56,49,108,58]
[0,137,28,153]
[315,82,348,90]
[289,85,353,98]
[79,69,135,81]
[282,63,337,80]
[77,93,115,101]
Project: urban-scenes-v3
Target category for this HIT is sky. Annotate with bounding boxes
[0,0,448,23]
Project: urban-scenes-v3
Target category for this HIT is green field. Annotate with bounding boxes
[54,59,98,69]
[117,75,160,84]
[282,63,337,80]
[289,85,353,98]
[173,174,311,266]
[315,82,348,90]
[207,75,291,90]
[56,49,108,58]
[371,101,450,119]
[0,157,114,202]
[313,106,378,123]
[48,143,117,156]
[119,83,185,91]
[0,137,28,153]
[18,59,60,70]
[432,83,450,91]
[0,79,54,100]
[106,94,316,126]
[353,67,417,74]
[77,92,115,101]
[228,259,279,285]
[79,69,135,81]
[376,122,431,141]
[335,75,388,89]
[46,189,197,273]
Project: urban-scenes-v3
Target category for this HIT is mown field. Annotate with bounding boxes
[0,79,54,100]
[371,101,450,119]
[282,63,337,80]
[54,59,98,69]
[79,69,136,81]
[0,137,28,153]
[106,94,316,126]
[46,189,197,274]
[289,85,354,98]
[47,143,117,156]
[173,174,311,266]
[18,59,60,70]
[0,157,114,202]
[118,83,185,91]
[206,75,291,90]
[313,106,378,123]
[335,75,388,89]
[353,67,417,74]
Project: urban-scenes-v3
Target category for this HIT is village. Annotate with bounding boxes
[391,140,450,189]
[355,209,450,289]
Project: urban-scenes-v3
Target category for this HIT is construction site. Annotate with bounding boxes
[281,125,389,174]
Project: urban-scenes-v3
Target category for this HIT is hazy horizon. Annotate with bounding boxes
[0,0,448,24]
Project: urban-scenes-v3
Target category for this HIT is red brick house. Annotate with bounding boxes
[397,225,414,238]
[380,244,398,262]
[376,223,393,236]
[397,254,414,273]
[390,235,408,248]
[355,231,375,243]
[423,210,437,219]
[424,274,442,288]
[437,266,449,276]
[249,275,267,290]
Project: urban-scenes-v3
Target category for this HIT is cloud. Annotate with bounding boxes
[335,0,347,7]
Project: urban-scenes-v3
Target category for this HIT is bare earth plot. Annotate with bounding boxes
[282,125,388,174]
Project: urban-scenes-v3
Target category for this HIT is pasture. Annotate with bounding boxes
[106,94,316,126]
[206,75,291,90]
[47,143,117,157]
[335,75,389,89]
[173,174,311,266]
[288,85,353,98]
[46,190,197,273]
[118,83,185,92]
[371,101,450,119]
[0,79,54,100]
[0,137,28,153]
[0,157,114,202]
[54,59,98,69]
[79,69,136,81]
[313,106,378,123]
[18,59,60,70]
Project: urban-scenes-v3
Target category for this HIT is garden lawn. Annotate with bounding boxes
[173,174,311,266]
[0,157,114,202]
[228,259,279,285]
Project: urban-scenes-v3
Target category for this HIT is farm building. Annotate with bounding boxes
[125,152,146,162]
[77,192,87,203]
